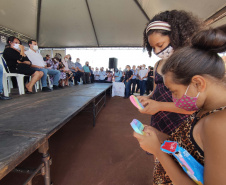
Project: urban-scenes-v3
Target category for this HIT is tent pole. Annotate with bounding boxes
[86,0,100,47]
[36,0,42,43]
[133,0,150,22]
[204,6,226,25]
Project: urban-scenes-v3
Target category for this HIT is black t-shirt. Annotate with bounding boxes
[125,70,133,80]
[3,47,31,72]
[148,71,154,80]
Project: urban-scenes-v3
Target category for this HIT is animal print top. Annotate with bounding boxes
[153,106,226,184]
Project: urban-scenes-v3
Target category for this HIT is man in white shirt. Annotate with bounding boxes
[25,40,61,92]
[94,67,100,82]
[98,67,106,83]
[138,64,148,96]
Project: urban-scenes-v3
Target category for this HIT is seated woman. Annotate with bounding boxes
[58,59,67,87]
[62,55,73,86]
[133,25,226,184]
[3,36,43,93]
[47,57,59,85]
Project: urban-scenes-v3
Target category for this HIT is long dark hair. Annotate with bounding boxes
[161,25,226,85]
[143,10,202,57]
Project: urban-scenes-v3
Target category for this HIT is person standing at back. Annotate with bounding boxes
[135,66,141,93]
[138,64,148,96]
[99,67,106,83]
[94,67,100,82]
[146,66,154,94]
[131,65,138,95]
[114,68,122,82]
[124,65,133,98]
[82,61,91,84]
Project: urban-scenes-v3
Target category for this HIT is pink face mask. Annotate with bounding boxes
[173,85,200,111]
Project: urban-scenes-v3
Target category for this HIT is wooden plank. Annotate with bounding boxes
[0,83,112,180]
[0,84,112,137]
[0,131,45,180]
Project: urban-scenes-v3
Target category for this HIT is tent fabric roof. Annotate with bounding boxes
[0,0,225,48]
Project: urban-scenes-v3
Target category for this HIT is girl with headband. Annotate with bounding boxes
[138,10,202,135]
[134,24,226,185]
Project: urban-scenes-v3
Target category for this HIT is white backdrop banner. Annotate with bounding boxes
[112,82,125,97]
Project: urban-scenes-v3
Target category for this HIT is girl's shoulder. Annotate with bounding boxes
[201,108,226,142]
[203,108,226,126]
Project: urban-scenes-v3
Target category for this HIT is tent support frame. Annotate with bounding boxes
[36,0,42,42]
[86,0,100,47]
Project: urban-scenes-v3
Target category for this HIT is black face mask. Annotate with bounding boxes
[86,64,89,66]
[69,57,71,60]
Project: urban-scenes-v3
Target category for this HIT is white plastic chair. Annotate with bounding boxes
[47,74,52,88]
[0,53,26,96]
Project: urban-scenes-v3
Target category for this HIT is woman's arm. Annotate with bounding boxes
[140,100,194,115]
[19,45,26,57]
[133,131,196,185]
[17,60,31,65]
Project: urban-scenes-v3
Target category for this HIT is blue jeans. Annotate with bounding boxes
[125,79,132,97]
[74,71,83,83]
[136,79,140,92]
[32,68,60,87]
[131,79,136,94]
[139,80,146,96]
[0,64,3,93]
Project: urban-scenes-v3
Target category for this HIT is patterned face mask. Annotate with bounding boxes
[155,44,174,60]
[173,85,200,111]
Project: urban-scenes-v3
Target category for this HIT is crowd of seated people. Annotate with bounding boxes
[0,36,100,99]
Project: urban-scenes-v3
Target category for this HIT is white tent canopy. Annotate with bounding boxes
[0,0,225,48]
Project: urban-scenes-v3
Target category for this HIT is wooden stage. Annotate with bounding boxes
[0,83,112,185]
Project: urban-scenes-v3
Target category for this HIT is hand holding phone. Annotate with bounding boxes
[130,119,145,135]
[129,95,144,110]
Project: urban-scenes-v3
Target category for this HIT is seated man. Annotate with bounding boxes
[82,61,91,84]
[74,58,84,84]
[67,55,78,85]
[0,64,12,100]
[25,40,61,92]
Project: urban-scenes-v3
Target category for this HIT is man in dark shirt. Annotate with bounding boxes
[124,65,133,98]
[146,66,154,95]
